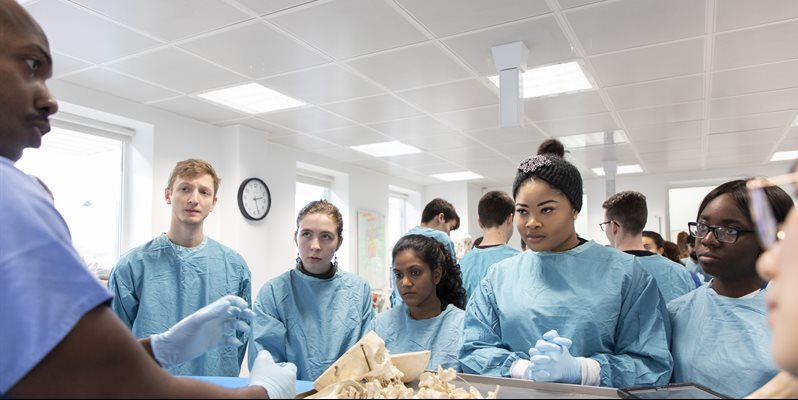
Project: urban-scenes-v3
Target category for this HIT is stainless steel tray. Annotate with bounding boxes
[452,373,620,399]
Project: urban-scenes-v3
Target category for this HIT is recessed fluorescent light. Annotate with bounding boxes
[488,61,593,99]
[771,150,798,162]
[793,115,798,126]
[198,83,305,114]
[558,130,627,149]
[592,164,643,176]
[350,141,421,157]
[432,171,484,182]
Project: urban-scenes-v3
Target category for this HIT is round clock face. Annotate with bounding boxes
[237,177,271,221]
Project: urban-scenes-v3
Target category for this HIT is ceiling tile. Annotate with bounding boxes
[589,39,704,87]
[258,106,356,132]
[557,0,608,9]
[322,94,423,124]
[626,120,702,141]
[151,96,247,123]
[346,156,394,170]
[434,105,499,132]
[442,16,575,76]
[607,75,703,110]
[490,140,549,160]
[26,0,160,63]
[236,0,315,16]
[260,64,383,105]
[525,91,607,120]
[534,113,619,136]
[106,48,246,93]
[620,102,703,127]
[710,89,798,119]
[312,147,377,164]
[396,0,551,37]
[269,133,339,152]
[397,80,498,114]
[52,52,92,77]
[400,132,481,152]
[707,129,783,150]
[567,144,640,167]
[716,0,798,32]
[433,146,503,163]
[712,60,798,98]
[216,118,297,137]
[634,138,699,154]
[179,22,328,79]
[346,43,471,91]
[270,0,427,60]
[710,111,794,135]
[369,115,455,139]
[465,126,545,145]
[62,68,181,103]
[307,126,392,147]
[70,0,252,42]
[714,20,798,70]
[565,0,704,55]
[381,152,449,168]
[643,155,703,173]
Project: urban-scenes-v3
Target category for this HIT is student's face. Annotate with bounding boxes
[514,179,578,252]
[393,249,441,308]
[0,4,59,162]
[758,209,798,375]
[295,212,341,274]
[642,237,662,254]
[695,193,760,282]
[165,174,217,226]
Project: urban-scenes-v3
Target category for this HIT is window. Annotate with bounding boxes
[575,194,589,238]
[16,127,125,280]
[387,192,408,261]
[668,186,716,240]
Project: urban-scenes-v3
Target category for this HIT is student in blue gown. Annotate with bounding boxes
[669,179,793,398]
[602,191,695,303]
[250,200,374,381]
[460,139,672,388]
[108,159,252,377]
[459,190,520,301]
[371,235,467,371]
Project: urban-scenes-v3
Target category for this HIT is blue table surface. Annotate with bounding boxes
[185,376,314,394]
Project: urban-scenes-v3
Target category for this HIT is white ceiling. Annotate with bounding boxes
[24,0,798,187]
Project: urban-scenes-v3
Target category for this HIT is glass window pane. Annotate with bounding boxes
[668,186,716,240]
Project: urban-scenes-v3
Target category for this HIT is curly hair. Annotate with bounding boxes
[392,235,466,310]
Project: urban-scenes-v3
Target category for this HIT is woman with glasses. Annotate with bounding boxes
[668,179,793,398]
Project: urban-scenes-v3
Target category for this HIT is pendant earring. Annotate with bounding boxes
[332,254,339,269]
[295,253,302,268]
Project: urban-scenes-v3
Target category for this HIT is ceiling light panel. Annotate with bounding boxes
[350,141,421,157]
[489,61,593,99]
[558,130,628,149]
[432,171,483,182]
[592,164,643,176]
[198,83,305,114]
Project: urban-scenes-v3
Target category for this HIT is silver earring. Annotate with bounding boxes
[295,253,302,267]
[332,254,338,269]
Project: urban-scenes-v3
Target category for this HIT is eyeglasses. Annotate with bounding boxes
[688,222,754,244]
[747,172,798,249]
[599,221,616,232]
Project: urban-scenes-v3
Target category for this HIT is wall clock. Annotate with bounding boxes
[237,177,271,221]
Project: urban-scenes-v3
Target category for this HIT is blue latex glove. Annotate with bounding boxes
[527,329,582,384]
[150,295,255,367]
[248,350,297,399]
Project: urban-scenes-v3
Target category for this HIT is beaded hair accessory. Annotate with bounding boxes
[517,155,552,173]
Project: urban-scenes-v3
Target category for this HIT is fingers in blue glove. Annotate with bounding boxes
[534,339,561,354]
[551,336,573,348]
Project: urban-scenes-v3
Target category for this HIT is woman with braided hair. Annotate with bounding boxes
[371,234,467,371]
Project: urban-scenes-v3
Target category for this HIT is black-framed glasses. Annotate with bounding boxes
[599,221,616,232]
[688,222,754,244]
[747,173,797,249]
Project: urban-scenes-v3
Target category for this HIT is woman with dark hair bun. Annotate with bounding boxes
[371,234,466,371]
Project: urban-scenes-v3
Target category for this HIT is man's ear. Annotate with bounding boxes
[165,188,172,204]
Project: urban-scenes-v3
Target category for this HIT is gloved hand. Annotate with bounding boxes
[526,329,583,384]
[248,350,297,399]
[150,295,255,367]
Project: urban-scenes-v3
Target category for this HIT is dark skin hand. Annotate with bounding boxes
[8,305,269,398]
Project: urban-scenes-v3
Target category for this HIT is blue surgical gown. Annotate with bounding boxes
[250,268,375,381]
[370,303,465,371]
[460,240,673,388]
[107,234,252,377]
[391,227,457,307]
[459,245,521,301]
[682,257,711,283]
[668,285,778,398]
[0,157,112,394]
[631,252,695,303]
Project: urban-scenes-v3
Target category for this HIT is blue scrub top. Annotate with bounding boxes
[108,234,252,377]
[0,157,112,394]
[371,303,465,371]
[459,245,521,301]
[250,268,374,381]
[668,285,778,398]
[630,252,695,303]
[460,241,673,388]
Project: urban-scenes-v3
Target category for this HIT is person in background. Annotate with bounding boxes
[642,230,666,255]
[459,190,520,301]
[668,179,793,398]
[371,235,467,371]
[662,241,684,265]
[676,231,690,260]
[391,197,460,306]
[250,200,374,381]
[460,139,672,388]
[602,191,695,303]
[0,1,295,396]
[108,158,252,377]
[682,233,710,283]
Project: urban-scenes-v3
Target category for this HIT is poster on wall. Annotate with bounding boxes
[357,209,386,291]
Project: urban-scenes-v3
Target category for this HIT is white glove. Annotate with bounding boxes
[248,350,297,399]
[150,295,255,367]
[527,329,583,384]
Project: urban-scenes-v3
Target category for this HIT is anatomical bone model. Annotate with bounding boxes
[308,331,499,399]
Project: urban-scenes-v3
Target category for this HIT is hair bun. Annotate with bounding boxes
[537,138,565,158]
